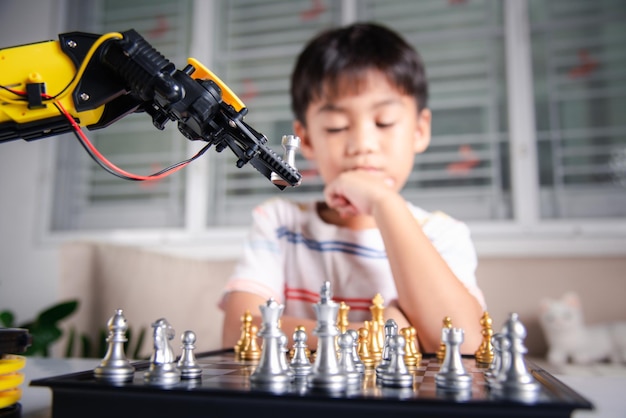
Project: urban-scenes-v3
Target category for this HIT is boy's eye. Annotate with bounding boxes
[325,126,348,134]
[377,121,395,128]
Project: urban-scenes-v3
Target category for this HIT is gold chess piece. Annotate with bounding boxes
[357,326,376,369]
[235,310,253,357]
[475,311,495,365]
[337,301,350,334]
[240,324,261,361]
[368,294,385,362]
[401,326,422,367]
[436,316,453,362]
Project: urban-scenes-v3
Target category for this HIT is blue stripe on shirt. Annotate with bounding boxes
[276,226,387,259]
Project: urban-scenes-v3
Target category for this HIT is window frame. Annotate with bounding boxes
[38,0,626,257]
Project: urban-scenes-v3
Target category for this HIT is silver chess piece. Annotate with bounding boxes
[94,309,135,384]
[378,334,414,388]
[435,327,473,390]
[347,329,365,373]
[337,332,361,386]
[250,298,294,386]
[376,319,398,378]
[489,313,540,396]
[289,328,312,377]
[307,281,347,391]
[271,135,301,187]
[485,333,507,382]
[144,318,181,385]
[177,330,202,379]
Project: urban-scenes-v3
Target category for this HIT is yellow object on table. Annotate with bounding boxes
[0,388,22,409]
[0,355,26,375]
[0,354,26,409]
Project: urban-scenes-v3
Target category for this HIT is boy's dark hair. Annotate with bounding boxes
[290,22,428,125]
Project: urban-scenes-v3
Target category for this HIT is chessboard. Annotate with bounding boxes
[31,349,593,418]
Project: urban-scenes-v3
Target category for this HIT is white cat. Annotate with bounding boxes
[539,292,626,365]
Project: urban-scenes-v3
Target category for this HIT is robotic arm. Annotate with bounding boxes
[0,29,301,188]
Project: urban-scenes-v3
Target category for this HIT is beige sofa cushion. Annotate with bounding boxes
[58,241,235,357]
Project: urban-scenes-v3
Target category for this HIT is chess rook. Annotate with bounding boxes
[435,327,472,390]
[94,309,135,384]
[250,299,294,386]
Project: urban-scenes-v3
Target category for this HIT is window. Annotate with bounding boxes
[529,0,626,219]
[47,0,626,255]
[51,0,192,230]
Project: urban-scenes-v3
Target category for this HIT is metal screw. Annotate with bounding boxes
[80,92,90,102]
[67,40,77,48]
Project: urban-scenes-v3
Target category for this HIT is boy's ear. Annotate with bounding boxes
[414,108,432,154]
[293,120,315,161]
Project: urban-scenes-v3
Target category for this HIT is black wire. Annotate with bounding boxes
[51,102,213,181]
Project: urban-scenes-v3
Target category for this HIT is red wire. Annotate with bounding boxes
[53,98,189,181]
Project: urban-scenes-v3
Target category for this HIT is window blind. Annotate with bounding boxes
[51,0,192,230]
[208,0,341,226]
[529,0,626,219]
[360,0,510,221]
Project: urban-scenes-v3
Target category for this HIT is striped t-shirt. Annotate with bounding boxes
[220,198,485,322]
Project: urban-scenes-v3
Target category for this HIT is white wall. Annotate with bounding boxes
[0,0,65,323]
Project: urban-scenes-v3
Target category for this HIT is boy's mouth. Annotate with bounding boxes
[351,166,395,187]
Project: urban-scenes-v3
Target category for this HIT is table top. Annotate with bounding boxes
[15,357,626,418]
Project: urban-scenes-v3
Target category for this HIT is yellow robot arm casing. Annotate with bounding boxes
[0,39,104,126]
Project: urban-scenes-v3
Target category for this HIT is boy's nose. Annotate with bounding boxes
[347,125,379,155]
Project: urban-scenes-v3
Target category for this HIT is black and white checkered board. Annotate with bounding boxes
[31,350,593,418]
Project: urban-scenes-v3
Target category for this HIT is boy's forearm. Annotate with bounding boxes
[372,194,483,354]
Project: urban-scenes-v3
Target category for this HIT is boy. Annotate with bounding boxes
[219,23,485,354]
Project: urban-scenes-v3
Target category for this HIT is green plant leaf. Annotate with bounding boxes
[132,328,146,359]
[0,310,14,327]
[81,334,92,358]
[65,327,76,357]
[37,300,79,326]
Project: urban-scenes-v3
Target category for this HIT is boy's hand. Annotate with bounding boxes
[324,170,397,218]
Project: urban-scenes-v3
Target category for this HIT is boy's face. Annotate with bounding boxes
[294,70,431,192]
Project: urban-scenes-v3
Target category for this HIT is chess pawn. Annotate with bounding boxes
[376,319,398,378]
[378,335,414,388]
[436,316,453,362]
[435,327,472,390]
[289,328,312,377]
[240,325,261,361]
[475,311,495,365]
[357,327,376,369]
[485,333,508,382]
[337,332,361,386]
[94,309,135,383]
[400,326,422,367]
[235,310,253,357]
[347,329,365,373]
[177,330,202,379]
